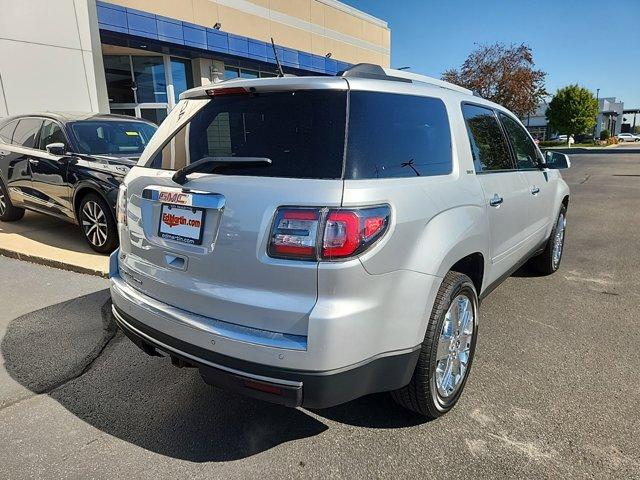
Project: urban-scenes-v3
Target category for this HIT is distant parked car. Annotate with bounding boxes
[617,133,640,142]
[0,112,157,252]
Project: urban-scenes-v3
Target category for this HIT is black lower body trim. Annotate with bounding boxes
[113,306,421,409]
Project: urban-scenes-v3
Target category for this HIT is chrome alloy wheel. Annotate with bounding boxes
[0,191,6,216]
[552,213,566,270]
[81,201,108,247]
[436,294,474,398]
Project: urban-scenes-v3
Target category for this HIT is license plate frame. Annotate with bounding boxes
[158,203,206,245]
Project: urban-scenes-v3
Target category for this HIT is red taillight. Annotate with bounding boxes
[268,206,390,261]
[268,208,320,260]
[205,87,249,96]
[322,211,360,258]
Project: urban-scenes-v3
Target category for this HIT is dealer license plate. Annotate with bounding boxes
[158,204,205,245]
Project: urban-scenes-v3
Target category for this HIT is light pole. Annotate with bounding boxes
[594,88,600,141]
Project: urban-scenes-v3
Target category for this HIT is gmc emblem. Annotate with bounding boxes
[159,191,192,206]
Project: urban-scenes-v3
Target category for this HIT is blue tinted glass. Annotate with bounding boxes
[345,92,452,179]
[132,56,167,103]
[171,58,193,103]
[224,67,239,80]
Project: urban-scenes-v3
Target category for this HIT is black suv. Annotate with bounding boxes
[0,113,156,253]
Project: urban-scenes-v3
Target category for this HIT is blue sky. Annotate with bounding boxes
[343,0,640,108]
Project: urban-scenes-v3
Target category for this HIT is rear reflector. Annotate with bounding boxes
[268,205,390,261]
[243,380,283,396]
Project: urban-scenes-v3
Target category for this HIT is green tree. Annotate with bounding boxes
[546,85,598,143]
[633,125,640,134]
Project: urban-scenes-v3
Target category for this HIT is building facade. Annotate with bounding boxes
[0,0,390,123]
[596,97,623,137]
[525,96,627,140]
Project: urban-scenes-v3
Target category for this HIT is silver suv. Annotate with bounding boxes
[110,65,570,418]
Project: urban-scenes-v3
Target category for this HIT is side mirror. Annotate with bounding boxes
[46,142,66,156]
[543,151,571,170]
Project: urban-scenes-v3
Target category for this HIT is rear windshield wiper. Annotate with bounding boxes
[172,156,272,184]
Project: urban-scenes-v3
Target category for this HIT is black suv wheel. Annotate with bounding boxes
[78,193,118,254]
[0,181,25,222]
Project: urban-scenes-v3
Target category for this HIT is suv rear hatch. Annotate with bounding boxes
[119,81,348,338]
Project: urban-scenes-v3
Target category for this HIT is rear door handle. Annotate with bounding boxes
[531,186,540,195]
[489,194,503,207]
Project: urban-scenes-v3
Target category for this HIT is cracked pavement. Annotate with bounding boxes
[1,149,639,479]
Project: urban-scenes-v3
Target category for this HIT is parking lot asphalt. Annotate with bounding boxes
[1,148,639,479]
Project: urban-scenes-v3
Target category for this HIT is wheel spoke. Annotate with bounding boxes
[436,338,450,361]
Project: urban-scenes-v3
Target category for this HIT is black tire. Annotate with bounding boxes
[392,271,479,418]
[78,193,118,254]
[529,204,567,275]
[0,180,25,222]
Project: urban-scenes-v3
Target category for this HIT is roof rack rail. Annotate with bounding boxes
[338,63,473,95]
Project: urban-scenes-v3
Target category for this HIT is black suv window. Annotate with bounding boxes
[462,104,513,172]
[498,113,542,169]
[345,92,452,179]
[151,90,347,179]
[12,118,44,149]
[0,120,19,144]
[38,120,67,150]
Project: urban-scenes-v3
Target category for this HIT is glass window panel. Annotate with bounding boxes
[0,120,19,144]
[240,69,259,79]
[170,58,193,104]
[104,55,135,104]
[224,67,239,80]
[498,113,542,169]
[462,104,513,172]
[38,121,67,150]
[132,56,167,103]
[345,92,452,179]
[13,118,43,148]
[139,108,168,126]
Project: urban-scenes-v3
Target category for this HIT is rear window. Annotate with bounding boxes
[70,121,157,156]
[148,90,452,180]
[150,90,347,179]
[345,92,452,179]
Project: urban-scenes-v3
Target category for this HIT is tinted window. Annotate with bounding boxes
[70,121,157,156]
[13,118,43,148]
[150,90,347,179]
[462,104,513,172]
[498,113,542,169]
[38,120,67,150]
[345,92,452,179]
[0,120,19,144]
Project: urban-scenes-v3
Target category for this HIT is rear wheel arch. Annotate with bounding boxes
[450,253,485,295]
[73,185,114,223]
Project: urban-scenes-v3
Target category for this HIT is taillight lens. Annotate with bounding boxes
[322,206,389,259]
[116,184,127,226]
[268,208,320,260]
[268,205,390,261]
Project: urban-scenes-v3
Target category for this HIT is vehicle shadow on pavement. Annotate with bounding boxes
[2,294,330,462]
[2,294,430,462]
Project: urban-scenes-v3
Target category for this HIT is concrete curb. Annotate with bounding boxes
[0,248,108,278]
